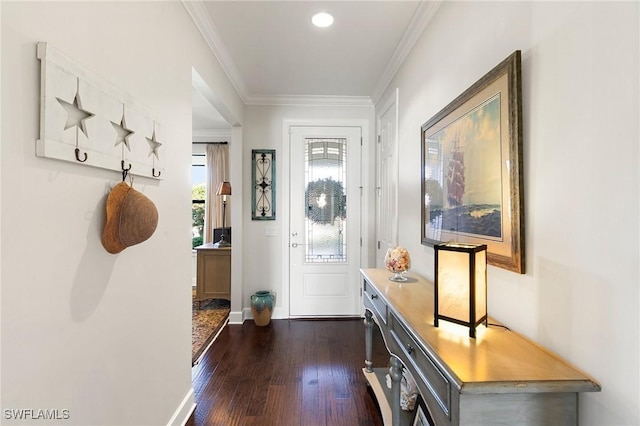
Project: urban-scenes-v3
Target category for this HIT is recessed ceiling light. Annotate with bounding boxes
[312,12,334,28]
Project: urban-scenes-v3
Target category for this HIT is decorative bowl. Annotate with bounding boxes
[384,247,411,282]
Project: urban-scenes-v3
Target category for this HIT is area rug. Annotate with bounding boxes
[192,293,230,365]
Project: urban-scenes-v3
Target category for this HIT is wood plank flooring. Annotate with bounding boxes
[187,319,389,426]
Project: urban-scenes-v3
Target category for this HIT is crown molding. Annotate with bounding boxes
[183,0,437,108]
[184,0,371,107]
[182,0,249,104]
[245,94,373,107]
[370,0,443,105]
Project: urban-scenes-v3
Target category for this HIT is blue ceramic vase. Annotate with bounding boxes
[251,290,274,326]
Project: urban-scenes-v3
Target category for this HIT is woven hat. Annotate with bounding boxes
[102,182,158,254]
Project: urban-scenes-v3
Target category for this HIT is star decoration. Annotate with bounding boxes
[146,129,162,160]
[57,93,94,137]
[111,115,135,151]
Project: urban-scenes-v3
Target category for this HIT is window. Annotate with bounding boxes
[304,138,347,263]
[192,154,206,248]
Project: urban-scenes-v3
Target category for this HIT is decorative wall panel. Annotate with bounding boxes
[36,42,164,179]
[251,149,275,220]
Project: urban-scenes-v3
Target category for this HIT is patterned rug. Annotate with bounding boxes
[192,293,230,365]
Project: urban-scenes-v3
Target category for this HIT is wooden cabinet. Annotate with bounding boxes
[361,268,600,426]
[195,244,231,307]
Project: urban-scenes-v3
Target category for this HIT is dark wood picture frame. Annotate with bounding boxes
[421,51,524,273]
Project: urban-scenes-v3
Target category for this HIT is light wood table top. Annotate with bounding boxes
[361,268,601,394]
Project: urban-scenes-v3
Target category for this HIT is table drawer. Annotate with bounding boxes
[364,280,387,324]
[390,312,451,418]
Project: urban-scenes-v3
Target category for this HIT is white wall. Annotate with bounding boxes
[376,2,639,425]
[1,2,242,425]
[241,104,374,319]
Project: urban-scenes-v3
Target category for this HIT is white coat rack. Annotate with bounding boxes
[36,42,164,179]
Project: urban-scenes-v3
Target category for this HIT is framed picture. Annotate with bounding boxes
[251,149,276,220]
[421,51,524,274]
[411,395,433,426]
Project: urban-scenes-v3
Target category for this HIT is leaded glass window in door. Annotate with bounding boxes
[304,138,347,263]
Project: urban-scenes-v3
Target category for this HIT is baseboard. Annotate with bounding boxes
[228,310,244,324]
[241,306,287,322]
[242,307,252,323]
[166,387,195,426]
[272,306,287,319]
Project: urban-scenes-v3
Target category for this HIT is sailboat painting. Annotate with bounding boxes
[421,50,524,274]
[425,94,503,240]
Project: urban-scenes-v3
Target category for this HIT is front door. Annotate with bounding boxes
[289,126,362,316]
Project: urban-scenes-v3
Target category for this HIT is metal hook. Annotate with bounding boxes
[121,160,132,182]
[152,168,161,178]
[74,148,88,163]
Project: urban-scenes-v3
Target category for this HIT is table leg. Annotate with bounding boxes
[390,356,403,426]
[364,310,374,373]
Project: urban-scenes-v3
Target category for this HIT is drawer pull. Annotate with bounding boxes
[371,294,379,299]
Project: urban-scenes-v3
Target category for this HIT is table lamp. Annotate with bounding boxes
[213,181,231,248]
[434,242,487,338]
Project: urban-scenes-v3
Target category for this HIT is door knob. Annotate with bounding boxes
[406,343,414,354]
[291,243,298,248]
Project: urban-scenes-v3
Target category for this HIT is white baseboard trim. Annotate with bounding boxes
[272,306,287,319]
[229,306,288,325]
[228,310,244,324]
[242,307,251,322]
[166,387,195,426]
[242,306,287,322]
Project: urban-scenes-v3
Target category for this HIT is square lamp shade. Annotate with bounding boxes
[434,242,488,338]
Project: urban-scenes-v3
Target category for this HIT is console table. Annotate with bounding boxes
[194,244,231,308]
[361,268,600,426]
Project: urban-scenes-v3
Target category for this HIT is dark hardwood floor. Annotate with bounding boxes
[187,319,390,426]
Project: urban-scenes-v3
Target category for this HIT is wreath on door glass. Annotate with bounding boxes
[305,178,346,224]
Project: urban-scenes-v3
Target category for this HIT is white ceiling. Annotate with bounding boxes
[189,0,442,130]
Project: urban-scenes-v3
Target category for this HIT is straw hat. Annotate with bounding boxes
[102,182,158,254]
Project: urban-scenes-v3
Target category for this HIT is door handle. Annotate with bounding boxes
[291,243,298,248]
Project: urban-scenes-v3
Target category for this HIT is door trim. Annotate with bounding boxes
[375,88,400,267]
[281,118,371,319]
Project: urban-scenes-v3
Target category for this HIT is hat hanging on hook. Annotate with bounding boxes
[102,181,158,254]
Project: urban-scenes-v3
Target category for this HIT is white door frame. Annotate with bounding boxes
[281,118,371,318]
[375,88,400,267]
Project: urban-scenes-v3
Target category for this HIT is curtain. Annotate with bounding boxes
[205,144,229,243]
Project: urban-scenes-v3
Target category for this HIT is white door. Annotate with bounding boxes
[376,90,399,267]
[289,126,362,316]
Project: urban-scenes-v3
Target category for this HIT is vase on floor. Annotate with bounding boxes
[251,290,274,326]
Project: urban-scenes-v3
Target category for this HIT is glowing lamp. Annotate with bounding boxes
[434,242,488,338]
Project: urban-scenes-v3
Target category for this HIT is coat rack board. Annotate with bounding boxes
[36,42,164,179]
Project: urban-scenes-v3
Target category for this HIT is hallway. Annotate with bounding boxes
[188,319,389,425]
